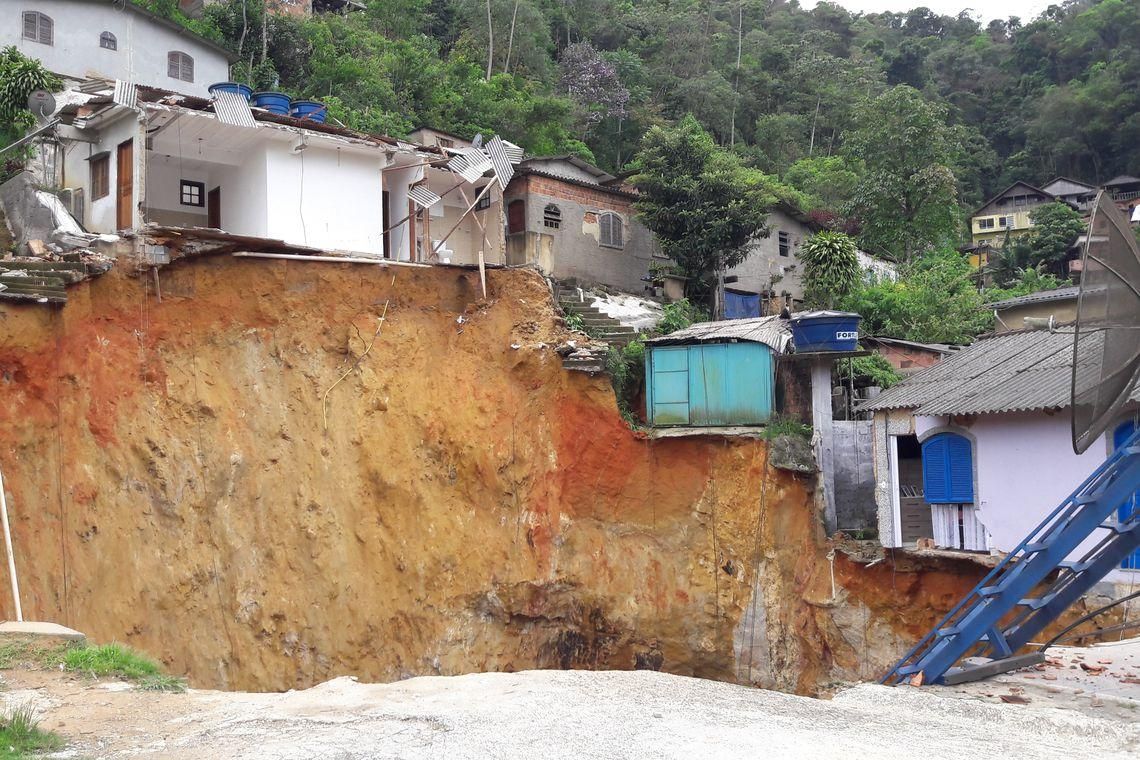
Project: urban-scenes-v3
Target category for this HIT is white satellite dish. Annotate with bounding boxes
[26,90,57,122]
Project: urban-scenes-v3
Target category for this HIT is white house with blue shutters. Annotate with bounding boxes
[857,328,1140,580]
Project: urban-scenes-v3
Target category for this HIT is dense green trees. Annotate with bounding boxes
[162,0,1140,201]
[138,0,1140,339]
[842,86,966,261]
[631,116,789,308]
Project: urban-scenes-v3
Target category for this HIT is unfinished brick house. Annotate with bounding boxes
[503,156,661,294]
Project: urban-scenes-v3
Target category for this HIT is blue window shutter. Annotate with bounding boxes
[946,434,974,502]
[922,436,950,503]
[923,433,974,504]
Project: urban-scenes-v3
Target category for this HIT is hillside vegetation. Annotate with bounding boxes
[133,0,1138,338]
[149,0,1138,201]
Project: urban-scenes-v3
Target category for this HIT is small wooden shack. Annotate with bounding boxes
[643,316,791,427]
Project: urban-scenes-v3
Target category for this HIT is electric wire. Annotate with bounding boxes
[1039,588,1140,651]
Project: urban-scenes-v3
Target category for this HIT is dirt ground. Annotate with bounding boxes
[0,667,1137,759]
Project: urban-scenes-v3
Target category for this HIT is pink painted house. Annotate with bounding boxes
[858,327,1140,582]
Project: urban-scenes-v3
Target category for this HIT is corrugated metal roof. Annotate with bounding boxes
[856,328,1140,416]
[985,286,1079,310]
[862,336,960,354]
[644,316,792,353]
[212,90,257,129]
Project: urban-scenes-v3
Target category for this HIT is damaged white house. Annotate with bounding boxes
[37,83,510,265]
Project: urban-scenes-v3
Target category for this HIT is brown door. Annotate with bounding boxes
[207,187,221,229]
[115,139,133,230]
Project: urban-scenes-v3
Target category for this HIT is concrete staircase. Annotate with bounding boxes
[557,289,638,347]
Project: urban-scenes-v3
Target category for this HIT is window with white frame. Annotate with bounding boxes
[778,230,790,257]
[598,212,623,248]
[22,11,52,45]
[167,51,194,82]
[977,217,995,230]
[999,215,1014,228]
[99,31,117,50]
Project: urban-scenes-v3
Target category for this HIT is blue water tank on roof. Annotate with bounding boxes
[789,311,861,352]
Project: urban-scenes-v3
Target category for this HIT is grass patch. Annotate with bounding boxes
[0,640,70,672]
[762,416,812,440]
[63,644,185,693]
[0,705,63,760]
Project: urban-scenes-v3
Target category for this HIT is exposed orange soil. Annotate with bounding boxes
[0,255,1047,693]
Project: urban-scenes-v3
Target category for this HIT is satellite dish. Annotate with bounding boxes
[26,90,56,121]
[1071,190,1140,454]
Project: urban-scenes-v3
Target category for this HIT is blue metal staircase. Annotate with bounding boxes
[882,427,1140,685]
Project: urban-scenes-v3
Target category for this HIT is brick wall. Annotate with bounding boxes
[509,174,637,215]
[503,173,659,294]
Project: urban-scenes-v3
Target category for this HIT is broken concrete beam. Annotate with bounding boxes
[0,620,86,642]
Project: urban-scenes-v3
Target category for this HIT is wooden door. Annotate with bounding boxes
[115,139,133,230]
[207,187,221,229]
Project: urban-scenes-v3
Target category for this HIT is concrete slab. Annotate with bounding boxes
[933,636,1140,722]
[0,621,86,642]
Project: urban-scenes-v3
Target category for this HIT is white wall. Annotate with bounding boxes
[5,0,230,96]
[913,411,1140,582]
[59,111,140,233]
[211,144,269,238]
[145,157,209,217]
[729,208,810,302]
[264,142,385,254]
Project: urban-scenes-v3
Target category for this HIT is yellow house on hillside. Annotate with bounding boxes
[967,181,1064,268]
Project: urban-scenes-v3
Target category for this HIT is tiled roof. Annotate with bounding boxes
[856,327,1140,416]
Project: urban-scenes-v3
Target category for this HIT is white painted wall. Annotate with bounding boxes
[211,144,269,238]
[729,208,810,302]
[912,411,1140,582]
[59,110,140,233]
[383,164,419,261]
[264,142,385,254]
[145,157,209,215]
[5,0,230,96]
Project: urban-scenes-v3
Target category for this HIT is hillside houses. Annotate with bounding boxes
[966,175,1140,270]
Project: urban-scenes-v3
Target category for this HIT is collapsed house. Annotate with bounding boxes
[34,83,509,266]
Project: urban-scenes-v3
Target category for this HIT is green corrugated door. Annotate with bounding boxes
[648,347,689,425]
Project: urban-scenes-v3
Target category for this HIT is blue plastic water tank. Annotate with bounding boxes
[789,311,861,352]
[208,82,253,100]
[289,99,328,123]
[250,91,292,115]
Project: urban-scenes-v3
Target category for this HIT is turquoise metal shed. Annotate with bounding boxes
[643,316,791,427]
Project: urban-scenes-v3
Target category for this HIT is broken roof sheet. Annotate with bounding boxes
[644,316,792,353]
[856,327,1140,416]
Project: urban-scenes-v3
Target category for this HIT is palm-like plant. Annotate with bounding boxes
[801,231,860,309]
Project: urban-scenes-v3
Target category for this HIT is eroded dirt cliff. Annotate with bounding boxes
[0,255,1044,694]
